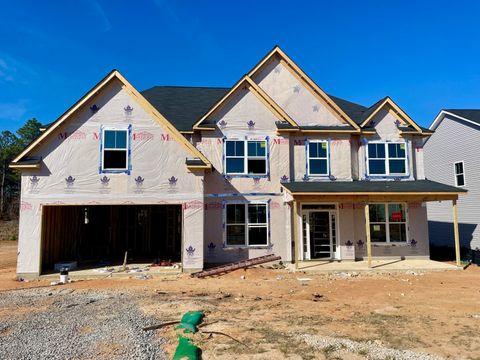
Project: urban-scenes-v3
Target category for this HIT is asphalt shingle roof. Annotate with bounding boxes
[141,86,419,133]
[282,180,466,194]
[444,109,480,126]
[141,86,229,132]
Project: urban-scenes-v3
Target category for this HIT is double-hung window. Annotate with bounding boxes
[102,128,129,171]
[307,141,329,176]
[225,203,268,246]
[454,161,465,187]
[367,142,407,176]
[369,203,407,243]
[225,140,267,175]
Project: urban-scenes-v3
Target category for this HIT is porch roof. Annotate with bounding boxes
[282,180,466,197]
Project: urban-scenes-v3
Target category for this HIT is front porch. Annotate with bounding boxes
[290,258,459,273]
[283,180,467,268]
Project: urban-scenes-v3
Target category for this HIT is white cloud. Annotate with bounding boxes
[0,54,37,84]
[0,100,28,121]
[89,0,111,32]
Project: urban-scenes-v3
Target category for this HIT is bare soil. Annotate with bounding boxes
[1,241,479,359]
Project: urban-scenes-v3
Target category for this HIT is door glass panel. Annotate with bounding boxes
[309,212,331,259]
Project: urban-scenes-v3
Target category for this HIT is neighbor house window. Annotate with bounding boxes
[454,161,465,187]
[102,128,129,171]
[224,140,267,175]
[367,142,407,176]
[307,141,329,176]
[369,203,407,243]
[225,203,268,246]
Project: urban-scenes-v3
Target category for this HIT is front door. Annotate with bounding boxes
[303,211,332,259]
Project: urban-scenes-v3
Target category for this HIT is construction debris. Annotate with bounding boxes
[191,254,281,278]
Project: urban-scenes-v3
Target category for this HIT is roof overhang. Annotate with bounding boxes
[430,110,480,131]
[281,180,466,202]
[11,70,212,172]
[360,97,423,134]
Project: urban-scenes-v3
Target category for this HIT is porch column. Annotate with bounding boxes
[453,199,461,266]
[364,203,372,268]
[293,200,299,269]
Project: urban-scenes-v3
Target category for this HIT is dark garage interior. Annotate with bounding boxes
[41,205,182,273]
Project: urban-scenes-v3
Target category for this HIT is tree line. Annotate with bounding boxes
[0,118,42,220]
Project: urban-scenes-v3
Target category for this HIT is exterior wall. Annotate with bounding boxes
[351,202,429,259]
[292,134,353,181]
[17,79,205,276]
[196,85,291,263]
[425,116,480,250]
[252,57,349,127]
[358,108,419,180]
[292,202,429,261]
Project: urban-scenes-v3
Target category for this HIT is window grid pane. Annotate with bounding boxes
[308,142,328,175]
[369,203,407,243]
[367,143,407,176]
[226,203,268,247]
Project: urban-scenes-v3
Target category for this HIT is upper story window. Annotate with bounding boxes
[369,203,407,243]
[225,202,268,246]
[102,128,129,171]
[454,161,465,187]
[367,142,407,176]
[224,139,267,175]
[307,141,329,176]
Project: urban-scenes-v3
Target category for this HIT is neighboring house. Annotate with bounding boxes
[10,46,465,278]
[425,110,480,254]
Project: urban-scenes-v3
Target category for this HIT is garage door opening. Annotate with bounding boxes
[41,205,182,274]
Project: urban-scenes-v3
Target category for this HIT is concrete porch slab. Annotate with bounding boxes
[40,263,182,280]
[289,259,460,273]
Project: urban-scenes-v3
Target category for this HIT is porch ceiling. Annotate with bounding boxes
[282,180,466,202]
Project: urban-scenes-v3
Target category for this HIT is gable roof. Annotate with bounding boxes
[445,109,480,125]
[192,75,300,130]
[429,109,480,134]
[247,46,361,130]
[11,70,212,170]
[358,97,423,133]
[141,86,228,132]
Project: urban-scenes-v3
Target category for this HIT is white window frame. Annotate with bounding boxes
[101,127,130,172]
[454,161,466,187]
[369,202,408,244]
[224,201,269,247]
[366,141,408,176]
[224,139,268,176]
[307,140,330,176]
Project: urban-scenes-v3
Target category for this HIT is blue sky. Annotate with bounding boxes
[1,0,480,131]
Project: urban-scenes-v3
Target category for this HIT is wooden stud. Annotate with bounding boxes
[364,203,372,268]
[292,200,299,269]
[453,199,461,267]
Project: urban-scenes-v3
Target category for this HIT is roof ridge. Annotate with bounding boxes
[143,85,230,91]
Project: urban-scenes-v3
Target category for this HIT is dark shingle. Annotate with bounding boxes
[141,86,229,131]
[444,109,480,126]
[328,95,368,123]
[282,180,466,194]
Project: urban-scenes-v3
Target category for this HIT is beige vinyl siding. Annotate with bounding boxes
[424,115,480,250]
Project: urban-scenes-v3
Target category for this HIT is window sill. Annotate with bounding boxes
[372,242,408,247]
[223,245,270,249]
[365,175,411,181]
[224,174,269,178]
[100,169,130,174]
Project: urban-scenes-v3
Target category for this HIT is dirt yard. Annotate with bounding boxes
[0,241,479,360]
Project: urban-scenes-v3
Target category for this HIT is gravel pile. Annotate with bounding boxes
[298,333,444,360]
[0,288,166,360]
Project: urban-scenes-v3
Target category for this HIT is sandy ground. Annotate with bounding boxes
[1,241,479,359]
